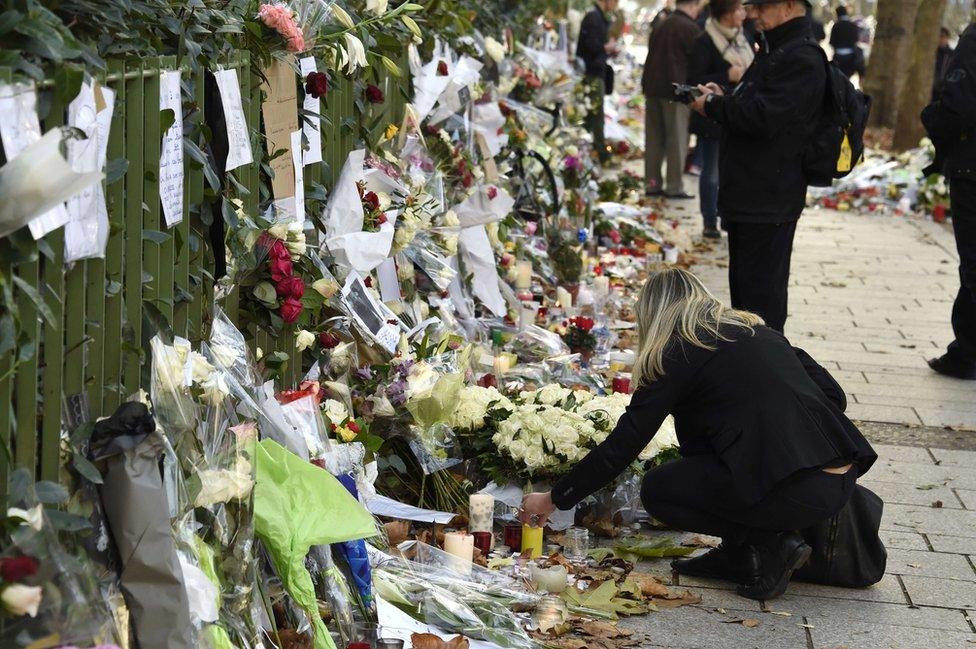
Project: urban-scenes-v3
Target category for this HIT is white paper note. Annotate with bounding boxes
[64,79,108,262]
[214,68,253,172]
[290,129,304,224]
[159,69,184,227]
[298,56,322,165]
[0,82,70,239]
[376,257,402,303]
[458,225,506,317]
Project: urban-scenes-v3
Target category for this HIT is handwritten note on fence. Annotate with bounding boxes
[159,69,184,227]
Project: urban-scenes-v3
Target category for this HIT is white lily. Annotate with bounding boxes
[366,0,389,15]
[2,584,42,618]
[7,505,43,531]
[344,33,368,74]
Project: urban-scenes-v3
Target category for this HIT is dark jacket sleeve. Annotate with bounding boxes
[577,11,605,65]
[922,27,976,141]
[794,347,847,411]
[705,45,825,139]
[688,35,729,87]
[551,377,681,510]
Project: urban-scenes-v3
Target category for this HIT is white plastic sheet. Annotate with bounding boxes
[458,226,507,317]
[452,185,515,228]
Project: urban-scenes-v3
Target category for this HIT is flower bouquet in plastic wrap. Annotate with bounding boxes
[0,470,123,648]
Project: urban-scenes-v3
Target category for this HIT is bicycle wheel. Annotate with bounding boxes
[510,149,559,231]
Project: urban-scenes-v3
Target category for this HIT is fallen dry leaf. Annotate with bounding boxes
[723,617,760,628]
[580,621,634,639]
[411,633,470,649]
[652,590,702,608]
[384,520,410,546]
[682,535,721,549]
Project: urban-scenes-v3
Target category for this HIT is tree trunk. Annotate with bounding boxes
[892,0,949,150]
[862,0,921,128]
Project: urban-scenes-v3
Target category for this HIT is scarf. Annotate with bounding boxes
[705,17,755,70]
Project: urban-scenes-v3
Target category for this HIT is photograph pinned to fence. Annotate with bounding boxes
[340,271,402,353]
[298,56,322,166]
[214,68,253,172]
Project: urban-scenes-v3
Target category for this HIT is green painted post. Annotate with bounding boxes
[39,72,68,481]
[143,60,162,356]
[0,66,11,494]
[13,258,39,477]
[123,63,146,394]
[102,61,127,414]
[158,56,178,325]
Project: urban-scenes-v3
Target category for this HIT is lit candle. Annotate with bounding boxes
[521,524,544,559]
[443,532,474,574]
[515,260,532,290]
[556,286,573,310]
[469,494,495,533]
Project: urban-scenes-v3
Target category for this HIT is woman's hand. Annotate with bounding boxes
[519,491,556,528]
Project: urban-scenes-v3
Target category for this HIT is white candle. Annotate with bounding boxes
[520,306,537,330]
[443,532,474,574]
[556,286,573,310]
[593,276,610,296]
[493,354,511,376]
[469,494,494,533]
[515,260,532,290]
[530,564,568,593]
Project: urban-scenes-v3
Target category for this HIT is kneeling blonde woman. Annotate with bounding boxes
[520,267,876,600]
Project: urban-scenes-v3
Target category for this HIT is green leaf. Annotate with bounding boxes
[34,480,69,504]
[159,108,176,135]
[0,10,22,35]
[105,157,128,184]
[142,229,172,244]
[46,509,91,532]
[11,275,56,328]
[72,454,103,484]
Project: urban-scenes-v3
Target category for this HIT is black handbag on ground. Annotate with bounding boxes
[793,484,887,588]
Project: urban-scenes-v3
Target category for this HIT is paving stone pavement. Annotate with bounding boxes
[618,445,976,648]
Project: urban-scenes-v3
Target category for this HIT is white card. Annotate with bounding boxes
[376,257,402,303]
[64,79,109,262]
[214,68,253,172]
[159,69,184,227]
[0,82,69,239]
[298,56,322,165]
[290,129,304,224]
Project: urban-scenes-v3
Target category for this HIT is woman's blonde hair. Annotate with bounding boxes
[632,267,764,387]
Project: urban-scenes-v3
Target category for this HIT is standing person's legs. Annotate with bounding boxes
[586,76,608,163]
[644,98,667,192]
[698,138,721,232]
[725,219,798,332]
[663,102,690,195]
[932,177,976,378]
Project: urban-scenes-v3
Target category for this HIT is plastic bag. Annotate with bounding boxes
[505,325,570,363]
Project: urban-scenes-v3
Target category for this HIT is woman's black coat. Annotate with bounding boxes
[552,325,877,510]
[688,32,731,140]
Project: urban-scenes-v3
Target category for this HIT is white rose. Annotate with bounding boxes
[484,37,506,63]
[323,399,349,425]
[189,352,214,384]
[208,343,241,369]
[406,362,439,400]
[199,373,229,407]
[442,210,460,227]
[268,223,289,240]
[368,391,396,418]
[6,505,43,531]
[194,457,254,507]
[2,584,42,618]
[296,329,316,352]
[312,277,339,299]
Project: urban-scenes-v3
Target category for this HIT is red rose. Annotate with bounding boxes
[377,213,388,225]
[279,297,303,323]
[363,276,373,288]
[311,458,327,469]
[0,555,39,582]
[437,60,449,76]
[499,102,514,117]
[363,191,380,211]
[365,84,385,104]
[319,332,341,348]
[487,186,498,200]
[275,275,305,299]
[268,239,290,261]
[269,256,293,282]
[305,71,329,99]
[347,420,361,434]
[477,373,497,388]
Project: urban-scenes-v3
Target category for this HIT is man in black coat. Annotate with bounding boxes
[922,23,976,380]
[829,5,864,78]
[690,0,825,332]
[577,0,620,162]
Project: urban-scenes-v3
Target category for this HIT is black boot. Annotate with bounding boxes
[928,353,976,380]
[671,542,759,583]
[736,532,811,601]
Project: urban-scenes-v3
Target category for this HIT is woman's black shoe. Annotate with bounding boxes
[671,543,759,583]
[736,532,811,601]
[928,354,976,380]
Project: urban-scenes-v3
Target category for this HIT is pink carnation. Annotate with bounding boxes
[258,4,306,53]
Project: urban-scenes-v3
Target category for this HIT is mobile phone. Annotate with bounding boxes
[672,83,702,103]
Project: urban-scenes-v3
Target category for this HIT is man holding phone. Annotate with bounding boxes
[689,0,825,333]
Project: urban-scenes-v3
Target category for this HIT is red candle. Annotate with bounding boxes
[612,375,631,394]
[503,524,522,550]
[473,531,493,556]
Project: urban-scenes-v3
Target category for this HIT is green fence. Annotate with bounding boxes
[0,52,410,488]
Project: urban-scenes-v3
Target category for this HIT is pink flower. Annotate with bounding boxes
[257,3,306,53]
[524,221,537,236]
